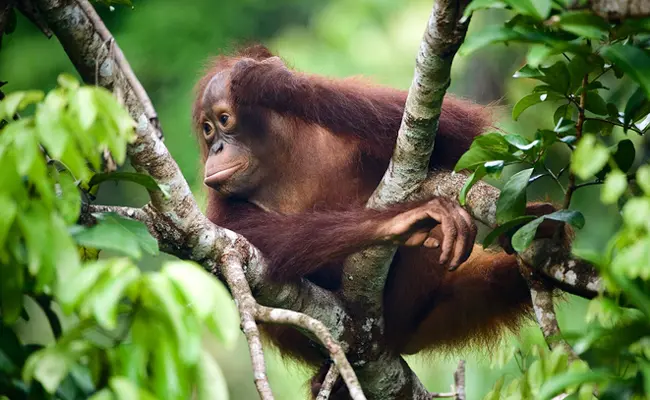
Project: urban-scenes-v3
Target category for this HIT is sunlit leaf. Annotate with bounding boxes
[57,260,114,312]
[0,90,44,121]
[571,134,610,180]
[601,170,627,205]
[150,333,188,399]
[538,370,610,400]
[110,377,157,400]
[637,165,650,194]
[23,350,71,394]
[73,213,158,260]
[196,352,229,400]
[91,265,140,330]
[71,87,98,130]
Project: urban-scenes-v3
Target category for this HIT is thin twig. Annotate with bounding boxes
[76,0,162,138]
[563,73,589,209]
[585,116,645,135]
[221,254,274,400]
[543,164,566,194]
[316,364,339,400]
[255,305,366,400]
[453,360,466,400]
[430,360,465,399]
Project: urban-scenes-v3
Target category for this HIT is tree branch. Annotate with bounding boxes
[32,0,606,398]
[36,0,364,396]
[586,0,650,20]
[338,2,473,398]
[414,171,602,298]
[316,365,339,400]
[517,259,579,361]
[255,305,365,400]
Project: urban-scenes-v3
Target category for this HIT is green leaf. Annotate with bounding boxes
[57,260,114,312]
[504,0,551,19]
[71,87,97,130]
[57,74,80,90]
[163,261,238,326]
[601,170,627,205]
[546,209,586,228]
[56,171,82,225]
[110,377,157,400]
[483,377,505,400]
[0,261,24,324]
[144,275,201,366]
[24,350,71,394]
[511,217,545,253]
[91,265,140,330]
[556,11,609,39]
[504,134,538,151]
[17,205,57,291]
[151,333,188,399]
[601,44,650,98]
[553,104,571,125]
[637,164,650,194]
[196,352,229,400]
[73,213,158,260]
[513,65,543,79]
[35,90,69,160]
[512,210,584,252]
[623,86,649,131]
[527,45,553,68]
[89,172,168,195]
[596,139,635,179]
[0,91,44,120]
[483,215,536,247]
[513,93,546,120]
[567,55,594,92]
[571,134,610,180]
[459,26,522,56]
[0,195,17,249]
[584,92,608,115]
[622,198,650,230]
[459,166,487,206]
[554,118,575,133]
[165,260,241,346]
[538,370,610,400]
[612,238,650,280]
[462,0,507,19]
[539,62,570,94]
[496,168,534,224]
[88,389,115,400]
[93,88,135,164]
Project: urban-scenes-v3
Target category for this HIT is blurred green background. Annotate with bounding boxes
[2,0,634,398]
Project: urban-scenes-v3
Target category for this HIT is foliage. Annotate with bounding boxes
[458,0,650,398]
[0,75,239,399]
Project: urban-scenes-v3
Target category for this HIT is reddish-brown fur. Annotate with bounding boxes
[194,45,535,396]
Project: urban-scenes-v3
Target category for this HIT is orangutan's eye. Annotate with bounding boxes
[202,121,214,137]
[218,113,230,126]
